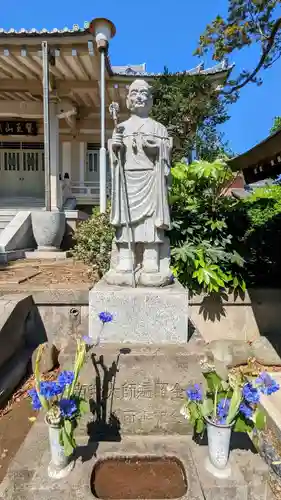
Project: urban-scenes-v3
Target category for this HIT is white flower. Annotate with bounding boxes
[180,403,190,421]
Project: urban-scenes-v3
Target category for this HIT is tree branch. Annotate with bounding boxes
[223,16,281,94]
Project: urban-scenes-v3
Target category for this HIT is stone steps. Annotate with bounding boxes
[0,210,19,234]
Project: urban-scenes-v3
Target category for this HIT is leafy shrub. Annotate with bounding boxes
[170,159,246,293]
[72,206,114,278]
[241,185,281,287]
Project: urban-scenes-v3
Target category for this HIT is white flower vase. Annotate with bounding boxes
[46,418,74,479]
[205,417,234,479]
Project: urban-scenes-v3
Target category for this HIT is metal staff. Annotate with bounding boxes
[109,102,136,288]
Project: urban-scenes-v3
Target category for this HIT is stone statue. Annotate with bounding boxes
[105,79,173,287]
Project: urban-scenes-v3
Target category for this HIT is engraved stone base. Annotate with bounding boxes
[89,279,188,344]
[71,344,204,436]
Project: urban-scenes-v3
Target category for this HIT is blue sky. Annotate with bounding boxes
[1,0,279,154]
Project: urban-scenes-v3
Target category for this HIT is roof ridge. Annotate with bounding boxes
[0,21,90,35]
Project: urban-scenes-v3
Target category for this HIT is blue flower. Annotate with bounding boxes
[243,383,260,404]
[186,384,202,402]
[255,372,280,396]
[239,402,253,419]
[82,335,93,346]
[98,311,113,323]
[59,398,77,418]
[28,388,42,410]
[57,371,74,388]
[217,398,231,419]
[39,381,63,399]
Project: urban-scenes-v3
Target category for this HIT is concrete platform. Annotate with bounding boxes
[89,279,189,344]
[0,427,274,500]
[25,250,68,260]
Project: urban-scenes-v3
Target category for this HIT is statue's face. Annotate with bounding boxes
[127,83,153,115]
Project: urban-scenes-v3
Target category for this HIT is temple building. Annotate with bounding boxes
[0,18,232,259]
[229,128,281,198]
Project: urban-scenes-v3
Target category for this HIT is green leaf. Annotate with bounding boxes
[253,409,266,431]
[79,399,90,415]
[234,415,254,433]
[226,385,242,424]
[196,418,205,434]
[203,371,223,392]
[188,401,201,425]
[62,419,76,456]
[62,428,74,457]
[200,398,213,418]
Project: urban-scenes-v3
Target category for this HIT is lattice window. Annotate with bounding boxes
[4,152,20,171]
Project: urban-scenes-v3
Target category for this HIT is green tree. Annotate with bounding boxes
[195,0,281,98]
[150,70,231,163]
[270,115,281,133]
[170,159,245,293]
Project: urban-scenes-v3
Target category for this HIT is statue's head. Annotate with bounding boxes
[126,79,153,117]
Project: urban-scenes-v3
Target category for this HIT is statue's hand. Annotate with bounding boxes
[143,138,158,150]
[112,131,124,152]
[143,138,159,158]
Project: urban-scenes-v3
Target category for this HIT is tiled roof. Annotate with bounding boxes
[0,22,90,36]
[112,61,233,77]
[0,22,233,78]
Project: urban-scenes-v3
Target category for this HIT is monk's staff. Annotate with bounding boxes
[109,102,136,288]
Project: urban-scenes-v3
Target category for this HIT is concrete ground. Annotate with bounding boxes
[0,421,274,500]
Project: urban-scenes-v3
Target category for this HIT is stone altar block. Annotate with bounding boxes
[89,279,188,344]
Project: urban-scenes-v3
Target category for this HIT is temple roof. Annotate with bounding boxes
[229,128,281,171]
[0,22,233,79]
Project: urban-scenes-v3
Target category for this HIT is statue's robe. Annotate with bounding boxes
[109,116,171,243]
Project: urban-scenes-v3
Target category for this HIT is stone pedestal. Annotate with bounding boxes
[89,279,188,344]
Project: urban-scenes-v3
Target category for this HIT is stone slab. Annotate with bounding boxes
[0,286,90,304]
[25,250,68,260]
[89,279,188,344]
[0,346,33,405]
[233,449,274,500]
[1,430,274,500]
[0,294,33,367]
[191,444,248,500]
[0,436,205,500]
[60,344,206,437]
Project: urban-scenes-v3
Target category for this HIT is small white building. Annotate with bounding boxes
[0,19,231,258]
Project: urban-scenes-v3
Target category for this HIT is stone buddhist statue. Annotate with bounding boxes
[105,79,173,287]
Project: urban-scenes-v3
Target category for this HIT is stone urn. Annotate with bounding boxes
[204,417,234,478]
[31,211,65,251]
[45,416,74,479]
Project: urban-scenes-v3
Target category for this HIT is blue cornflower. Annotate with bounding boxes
[28,388,42,410]
[59,398,77,418]
[239,402,253,419]
[82,335,93,346]
[98,312,113,323]
[186,384,202,402]
[57,371,74,388]
[39,381,63,399]
[255,372,280,396]
[217,398,231,419]
[243,383,260,404]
